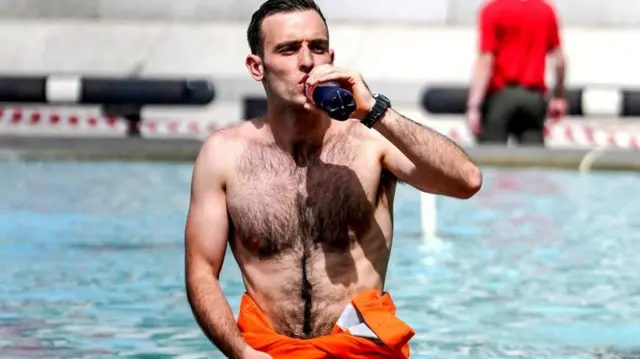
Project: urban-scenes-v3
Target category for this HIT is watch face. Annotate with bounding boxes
[376,94,391,106]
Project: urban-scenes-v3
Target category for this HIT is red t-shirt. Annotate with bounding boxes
[479,0,561,93]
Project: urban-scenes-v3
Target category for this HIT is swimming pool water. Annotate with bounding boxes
[1,161,639,358]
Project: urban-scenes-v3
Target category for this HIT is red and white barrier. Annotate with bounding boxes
[1,107,640,149]
[0,107,128,133]
[0,107,221,137]
[425,120,640,150]
[544,122,640,149]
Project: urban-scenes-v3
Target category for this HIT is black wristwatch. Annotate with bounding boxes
[361,93,391,128]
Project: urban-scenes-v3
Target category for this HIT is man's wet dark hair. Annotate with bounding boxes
[247,0,328,57]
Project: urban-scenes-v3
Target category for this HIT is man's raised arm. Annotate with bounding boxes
[184,135,249,358]
[373,110,482,199]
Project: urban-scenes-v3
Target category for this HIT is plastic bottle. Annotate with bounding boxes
[305,81,356,121]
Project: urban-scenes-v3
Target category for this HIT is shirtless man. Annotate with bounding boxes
[184,1,482,358]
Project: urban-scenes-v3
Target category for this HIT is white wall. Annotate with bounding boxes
[0,21,637,124]
[2,0,640,26]
[0,22,637,86]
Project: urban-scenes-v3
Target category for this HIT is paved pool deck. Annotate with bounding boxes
[1,135,638,171]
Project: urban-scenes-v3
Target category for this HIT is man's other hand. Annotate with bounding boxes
[547,97,568,122]
[466,107,482,136]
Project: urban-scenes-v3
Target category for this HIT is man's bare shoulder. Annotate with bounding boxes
[197,119,268,170]
[200,120,262,152]
[194,121,247,170]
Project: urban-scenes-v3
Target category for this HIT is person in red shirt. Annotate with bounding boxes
[467,0,568,145]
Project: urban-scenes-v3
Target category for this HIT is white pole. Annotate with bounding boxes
[420,192,437,238]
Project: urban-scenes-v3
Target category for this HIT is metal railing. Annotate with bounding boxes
[0,75,215,136]
[422,85,640,117]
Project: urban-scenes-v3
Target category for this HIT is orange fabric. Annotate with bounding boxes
[237,289,415,359]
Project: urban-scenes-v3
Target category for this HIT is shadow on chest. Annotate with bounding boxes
[229,144,376,256]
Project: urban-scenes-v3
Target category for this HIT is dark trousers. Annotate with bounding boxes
[477,86,547,145]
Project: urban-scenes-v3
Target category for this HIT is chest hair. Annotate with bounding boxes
[227,136,378,258]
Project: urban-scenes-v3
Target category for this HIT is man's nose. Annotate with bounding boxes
[298,47,314,73]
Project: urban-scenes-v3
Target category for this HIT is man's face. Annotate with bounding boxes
[247,10,334,107]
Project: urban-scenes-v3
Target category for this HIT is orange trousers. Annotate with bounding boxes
[237,289,415,358]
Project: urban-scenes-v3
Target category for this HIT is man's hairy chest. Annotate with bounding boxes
[226,138,385,258]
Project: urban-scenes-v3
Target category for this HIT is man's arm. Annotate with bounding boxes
[184,135,249,358]
[303,67,482,199]
[548,4,566,99]
[545,2,568,121]
[550,48,566,98]
[468,54,493,111]
[467,2,496,111]
[371,110,482,199]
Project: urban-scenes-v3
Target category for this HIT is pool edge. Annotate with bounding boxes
[1,136,639,171]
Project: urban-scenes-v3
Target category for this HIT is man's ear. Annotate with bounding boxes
[329,49,335,65]
[246,54,264,81]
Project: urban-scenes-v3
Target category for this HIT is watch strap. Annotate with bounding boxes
[361,94,390,128]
